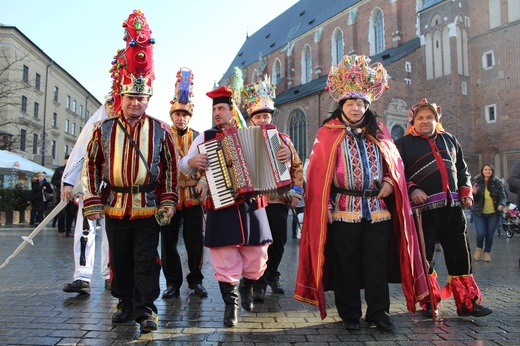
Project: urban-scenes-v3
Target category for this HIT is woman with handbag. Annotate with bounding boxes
[471,164,507,262]
[29,172,53,225]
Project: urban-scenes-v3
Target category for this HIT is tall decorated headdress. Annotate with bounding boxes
[242,75,276,116]
[119,9,155,96]
[326,54,388,104]
[169,67,194,116]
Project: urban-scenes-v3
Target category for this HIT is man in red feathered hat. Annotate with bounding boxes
[179,85,291,327]
[82,10,178,333]
[395,98,492,319]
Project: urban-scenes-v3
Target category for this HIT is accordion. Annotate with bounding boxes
[198,124,292,210]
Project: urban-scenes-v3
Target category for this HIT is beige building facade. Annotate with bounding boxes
[0,25,101,180]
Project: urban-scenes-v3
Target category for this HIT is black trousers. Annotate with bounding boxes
[258,203,289,287]
[327,219,392,322]
[421,206,472,276]
[292,206,304,237]
[160,205,205,288]
[58,201,78,234]
[105,216,161,321]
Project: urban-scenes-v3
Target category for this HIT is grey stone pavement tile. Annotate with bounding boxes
[0,213,519,345]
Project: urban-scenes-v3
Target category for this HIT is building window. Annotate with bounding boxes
[21,95,28,113]
[485,104,497,123]
[404,78,412,85]
[288,109,307,160]
[65,119,70,133]
[33,102,39,118]
[302,45,312,84]
[482,51,495,70]
[65,145,69,156]
[373,9,384,54]
[272,59,282,85]
[462,81,467,95]
[35,73,41,91]
[52,112,57,127]
[79,105,84,118]
[72,122,76,136]
[33,134,38,155]
[332,28,344,65]
[72,100,77,113]
[54,86,59,102]
[20,129,27,152]
[22,65,29,83]
[66,96,71,109]
[52,140,57,159]
[390,125,405,141]
[405,61,412,72]
[86,110,89,119]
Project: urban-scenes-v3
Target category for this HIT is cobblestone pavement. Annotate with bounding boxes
[0,215,519,345]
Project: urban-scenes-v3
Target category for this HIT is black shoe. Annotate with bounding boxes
[457,302,493,317]
[162,286,180,298]
[104,279,111,291]
[62,280,90,294]
[112,308,133,323]
[139,316,158,333]
[343,319,360,330]
[189,283,208,297]
[253,287,266,303]
[267,278,285,294]
[421,303,439,318]
[366,316,395,332]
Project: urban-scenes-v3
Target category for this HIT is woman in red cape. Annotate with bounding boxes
[294,118,429,320]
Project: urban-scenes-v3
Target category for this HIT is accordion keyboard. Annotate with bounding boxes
[198,139,235,210]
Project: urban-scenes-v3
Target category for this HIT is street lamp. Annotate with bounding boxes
[42,60,54,167]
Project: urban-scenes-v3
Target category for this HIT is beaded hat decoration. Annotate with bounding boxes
[107,48,125,115]
[169,67,194,116]
[119,10,155,96]
[242,75,276,116]
[408,98,442,123]
[326,54,388,104]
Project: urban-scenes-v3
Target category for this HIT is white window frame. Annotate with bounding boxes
[482,51,495,70]
[485,104,497,123]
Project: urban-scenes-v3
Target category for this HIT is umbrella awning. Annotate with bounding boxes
[0,150,54,176]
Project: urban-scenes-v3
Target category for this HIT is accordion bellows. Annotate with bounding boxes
[198,125,292,210]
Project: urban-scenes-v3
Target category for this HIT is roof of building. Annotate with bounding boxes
[222,0,362,80]
[418,0,444,12]
[274,37,422,106]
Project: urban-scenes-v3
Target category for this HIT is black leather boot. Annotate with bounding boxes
[219,282,239,327]
[239,278,256,311]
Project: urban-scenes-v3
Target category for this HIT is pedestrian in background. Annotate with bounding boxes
[471,164,507,262]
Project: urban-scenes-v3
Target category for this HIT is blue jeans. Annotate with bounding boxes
[473,213,499,252]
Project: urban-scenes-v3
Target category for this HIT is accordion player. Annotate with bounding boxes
[198,124,292,210]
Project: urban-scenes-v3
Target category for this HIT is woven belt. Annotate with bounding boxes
[107,183,156,194]
[331,185,380,198]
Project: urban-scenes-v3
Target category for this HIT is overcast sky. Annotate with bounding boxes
[2,0,298,132]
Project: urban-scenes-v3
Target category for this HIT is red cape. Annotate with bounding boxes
[294,119,429,319]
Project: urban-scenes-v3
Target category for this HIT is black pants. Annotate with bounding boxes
[105,216,161,321]
[257,203,289,287]
[58,201,78,234]
[421,206,472,276]
[160,205,205,288]
[292,206,304,238]
[327,219,392,322]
